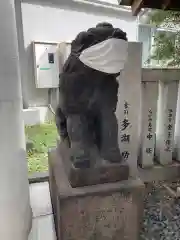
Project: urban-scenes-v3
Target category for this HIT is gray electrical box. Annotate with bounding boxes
[33,42,59,88]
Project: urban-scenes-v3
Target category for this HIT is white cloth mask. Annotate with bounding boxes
[79,38,128,74]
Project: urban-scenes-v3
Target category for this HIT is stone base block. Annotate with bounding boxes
[56,141,129,188]
[48,148,145,240]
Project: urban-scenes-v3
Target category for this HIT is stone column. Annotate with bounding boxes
[140,81,158,168]
[116,42,142,176]
[174,82,180,161]
[156,81,178,165]
[0,1,32,239]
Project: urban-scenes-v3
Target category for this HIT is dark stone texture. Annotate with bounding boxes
[55,23,127,169]
[56,141,129,187]
[28,171,49,184]
[48,148,145,240]
[26,139,34,151]
[55,75,121,168]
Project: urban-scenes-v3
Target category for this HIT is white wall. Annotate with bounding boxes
[21,3,138,107]
[0,1,31,239]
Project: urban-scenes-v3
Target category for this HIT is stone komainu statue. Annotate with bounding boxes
[55,23,128,169]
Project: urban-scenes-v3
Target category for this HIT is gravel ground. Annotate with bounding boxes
[140,183,180,240]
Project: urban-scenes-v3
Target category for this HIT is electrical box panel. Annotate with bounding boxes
[33,42,59,88]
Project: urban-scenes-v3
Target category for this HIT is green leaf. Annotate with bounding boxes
[146,10,180,67]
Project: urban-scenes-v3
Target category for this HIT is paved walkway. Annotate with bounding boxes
[28,182,56,240]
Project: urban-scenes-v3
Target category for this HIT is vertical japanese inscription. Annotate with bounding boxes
[164,109,173,152]
[145,108,153,155]
[121,101,131,160]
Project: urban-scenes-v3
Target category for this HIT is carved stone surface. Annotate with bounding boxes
[55,23,128,169]
[48,148,145,240]
[56,141,129,187]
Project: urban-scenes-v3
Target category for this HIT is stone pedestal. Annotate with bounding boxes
[55,141,129,188]
[48,147,145,240]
